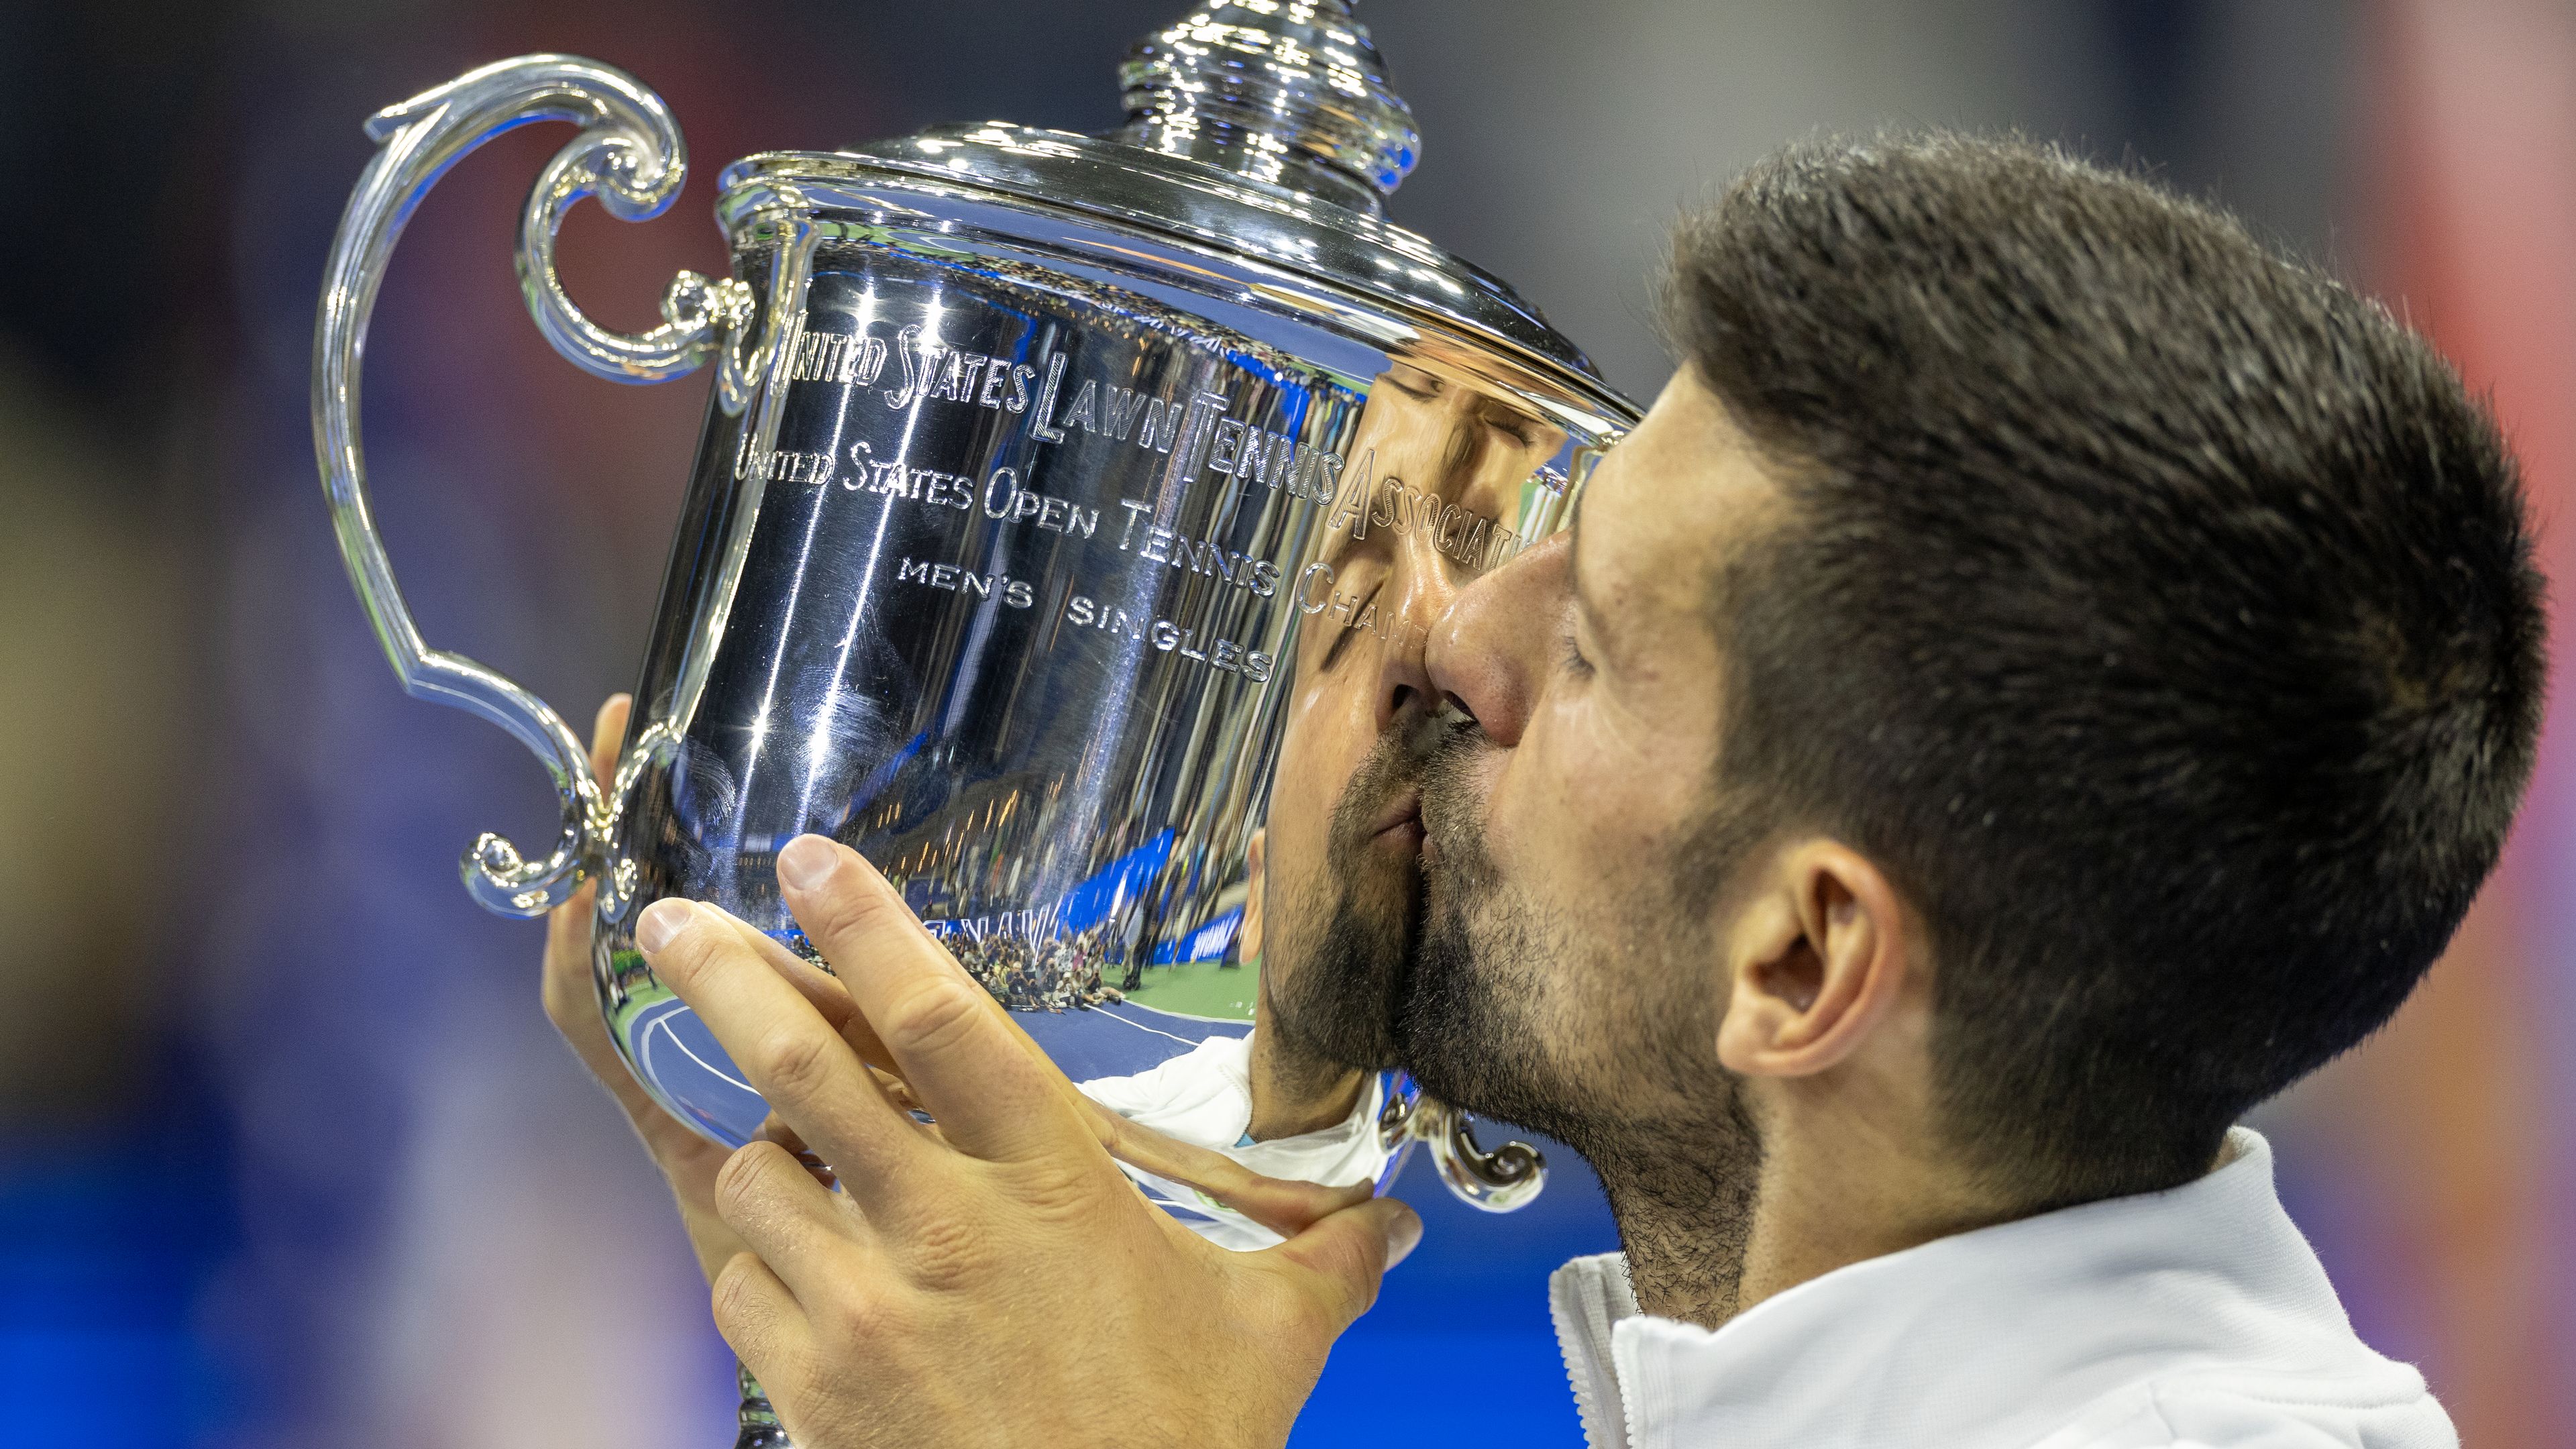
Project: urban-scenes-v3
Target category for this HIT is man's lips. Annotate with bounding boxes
[1368,792,1424,849]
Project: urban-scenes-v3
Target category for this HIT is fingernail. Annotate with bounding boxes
[636,898,697,954]
[777,835,839,893]
[1385,1202,1424,1269]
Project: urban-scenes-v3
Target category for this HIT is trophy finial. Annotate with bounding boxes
[1114,1,1419,214]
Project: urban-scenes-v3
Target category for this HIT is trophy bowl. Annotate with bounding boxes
[314,1,1634,1246]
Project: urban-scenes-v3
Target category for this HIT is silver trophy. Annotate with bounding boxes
[315,0,1631,1326]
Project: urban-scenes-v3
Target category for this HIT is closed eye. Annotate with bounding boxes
[1560,629,1595,680]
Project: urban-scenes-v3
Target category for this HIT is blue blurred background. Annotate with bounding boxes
[1,1,2569,1444]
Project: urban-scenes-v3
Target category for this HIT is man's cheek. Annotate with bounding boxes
[1273,740,1350,843]
[1549,727,1680,855]
[1511,735,1593,852]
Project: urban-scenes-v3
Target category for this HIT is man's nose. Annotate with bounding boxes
[1375,607,1439,732]
[1424,530,1570,749]
[1374,532,1458,731]
[1375,528,1474,731]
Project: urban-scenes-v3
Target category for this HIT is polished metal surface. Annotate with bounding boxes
[1417,1098,1548,1213]
[596,175,1620,1192]
[313,3,1631,1277]
[734,122,1601,384]
[1115,0,1418,211]
[732,1367,790,1449]
[313,55,757,915]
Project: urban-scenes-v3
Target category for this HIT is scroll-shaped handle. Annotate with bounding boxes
[1379,1082,1548,1212]
[312,54,753,916]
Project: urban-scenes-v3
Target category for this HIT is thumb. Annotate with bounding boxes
[1263,1194,1423,1332]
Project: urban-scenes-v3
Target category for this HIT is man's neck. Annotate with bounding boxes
[1627,1116,2026,1329]
[1727,1171,2008,1319]
[1597,1106,2027,1329]
[1587,1123,1764,1328]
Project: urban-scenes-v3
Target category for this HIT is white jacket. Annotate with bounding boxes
[1550,1129,2454,1448]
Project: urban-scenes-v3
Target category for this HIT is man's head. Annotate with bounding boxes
[1401,133,2547,1233]
[1255,364,1565,1094]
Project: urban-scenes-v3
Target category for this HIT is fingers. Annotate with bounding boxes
[1260,1195,1423,1334]
[729,905,1031,1125]
[755,1113,841,1187]
[542,880,603,1039]
[637,896,934,1203]
[710,1249,813,1384]
[1077,1096,1375,1240]
[541,695,663,1104]
[541,694,631,1047]
[541,880,688,1145]
[590,694,631,785]
[714,1140,863,1299]
[773,835,1076,1164]
[706,910,902,1073]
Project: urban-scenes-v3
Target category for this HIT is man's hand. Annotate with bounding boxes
[632,833,1423,1449]
[544,698,1382,1286]
[542,695,750,1281]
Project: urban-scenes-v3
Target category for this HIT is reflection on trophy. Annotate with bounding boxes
[312,0,1630,1279]
[1076,356,1575,1242]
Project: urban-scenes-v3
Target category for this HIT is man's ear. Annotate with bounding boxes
[1715,841,1913,1079]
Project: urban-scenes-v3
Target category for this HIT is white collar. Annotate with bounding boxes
[1550,1129,2451,1448]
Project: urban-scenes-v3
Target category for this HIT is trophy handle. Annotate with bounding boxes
[1381,1083,1549,1212]
[312,55,754,916]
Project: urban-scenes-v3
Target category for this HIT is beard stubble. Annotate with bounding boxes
[1399,718,1769,1322]
[1260,724,1433,1080]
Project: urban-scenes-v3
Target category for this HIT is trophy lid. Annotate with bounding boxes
[1110,0,1419,214]
[716,1,1615,398]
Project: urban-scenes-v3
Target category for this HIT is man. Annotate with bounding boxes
[559,133,2546,1446]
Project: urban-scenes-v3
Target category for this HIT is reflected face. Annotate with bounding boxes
[1257,364,1567,1082]
[1401,371,1772,1160]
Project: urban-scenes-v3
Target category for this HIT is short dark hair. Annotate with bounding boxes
[1664,133,2548,1206]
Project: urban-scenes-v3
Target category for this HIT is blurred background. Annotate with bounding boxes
[1,0,2569,1444]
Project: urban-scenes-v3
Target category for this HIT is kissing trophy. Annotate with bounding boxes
[313,3,1637,1439]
